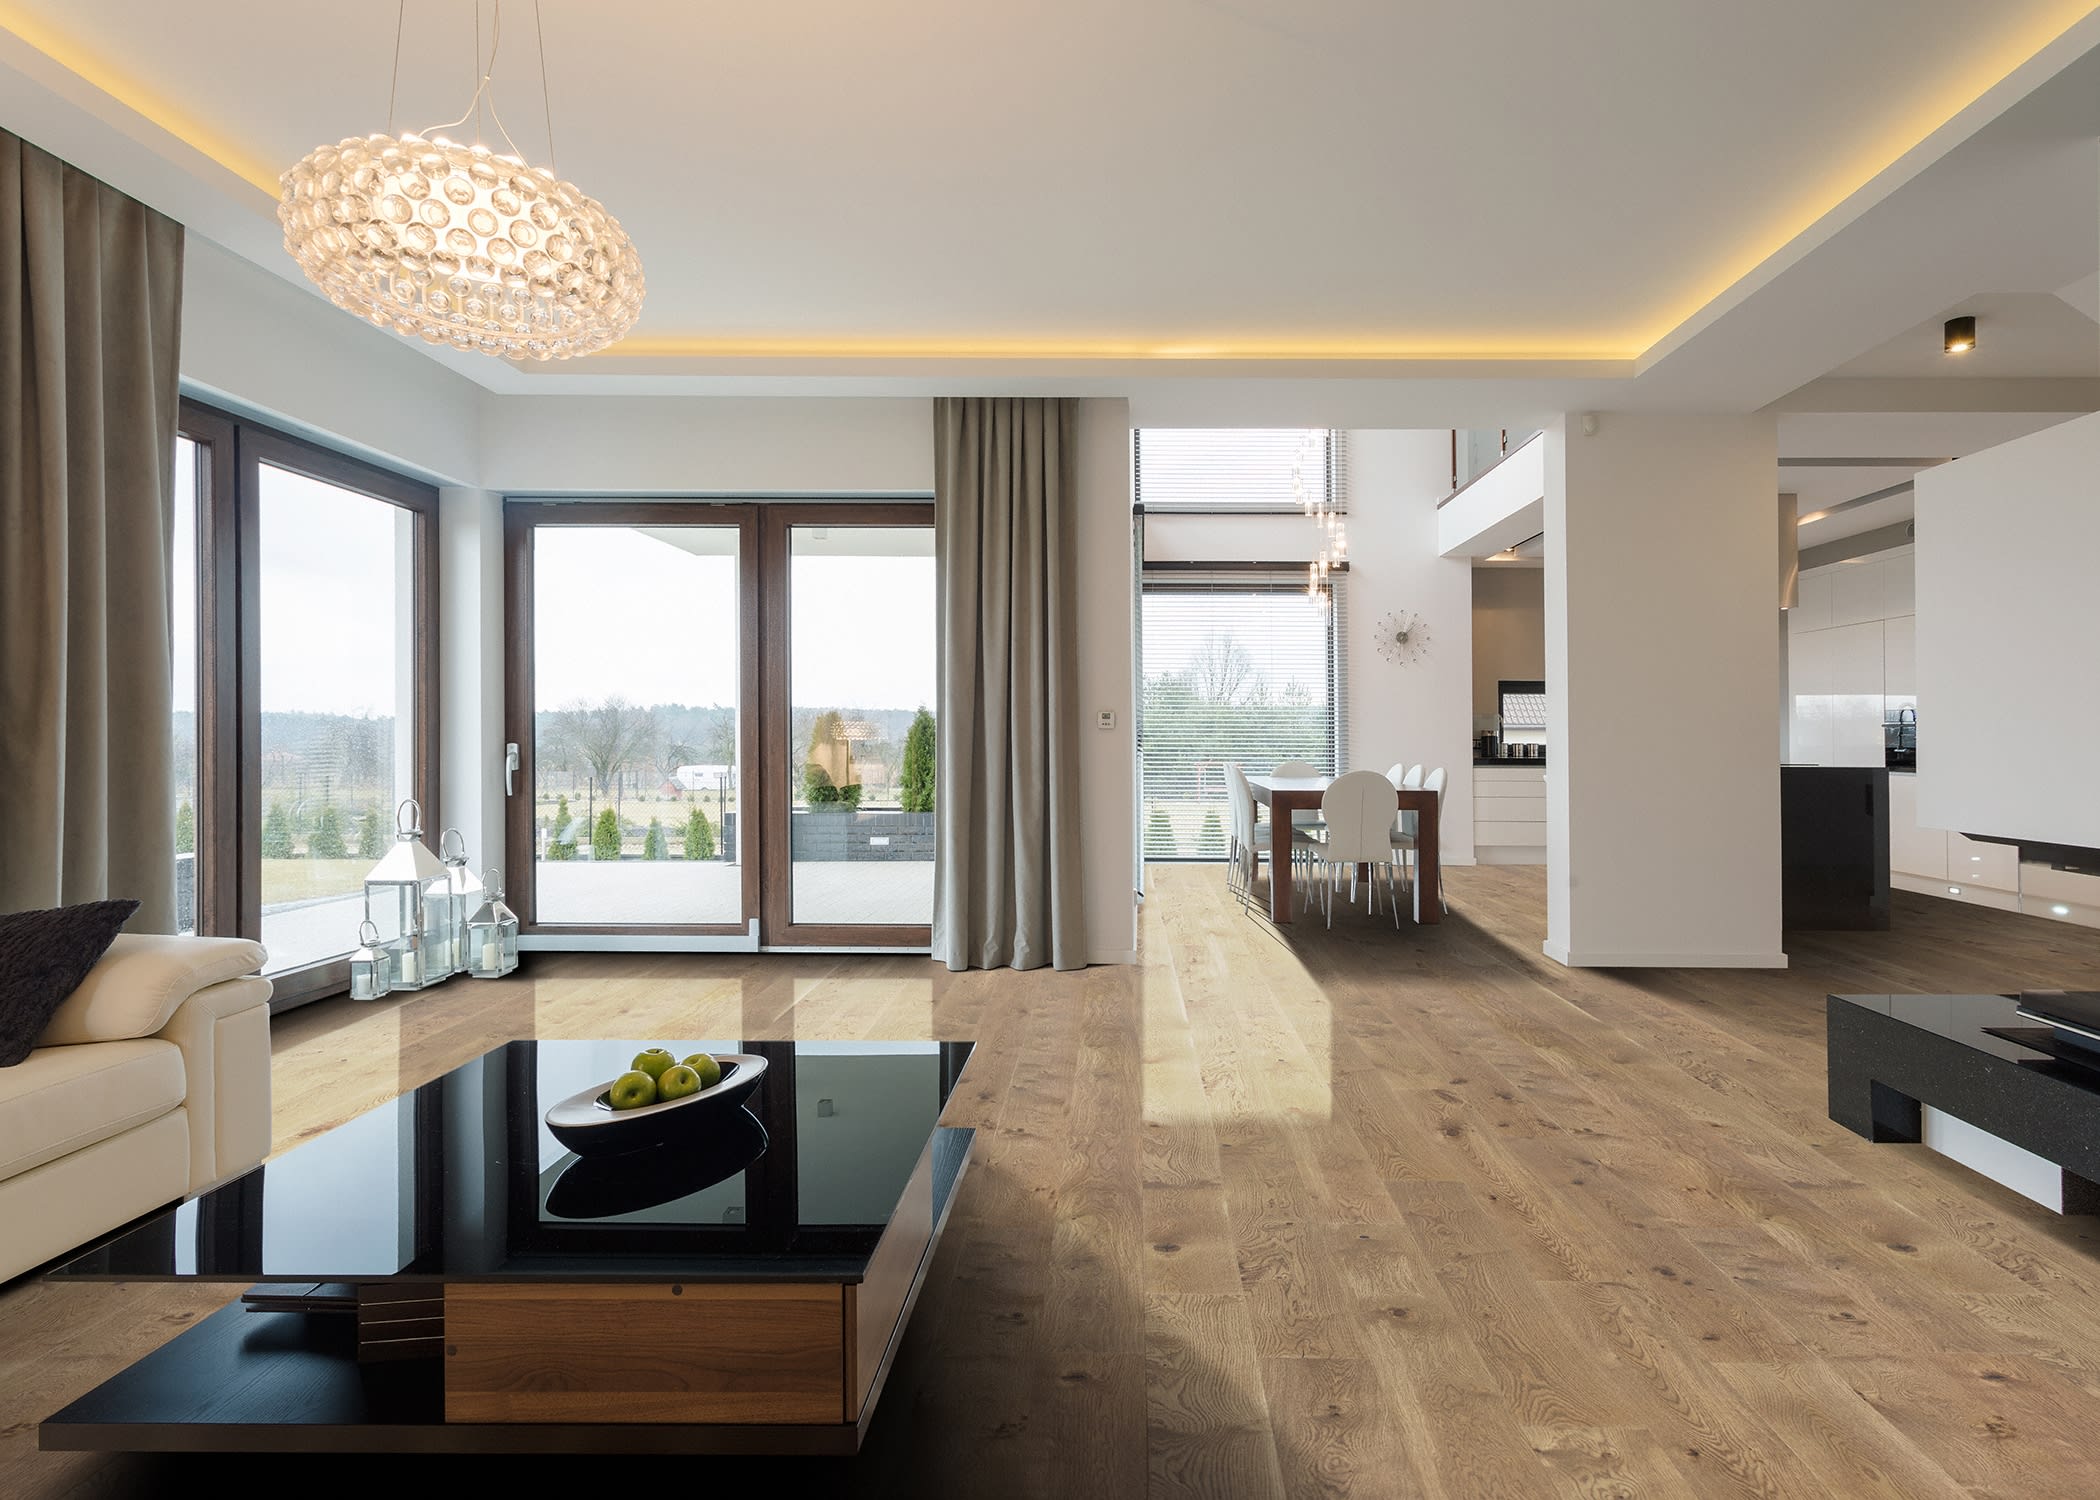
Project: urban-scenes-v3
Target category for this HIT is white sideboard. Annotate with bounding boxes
[1474,764,1545,865]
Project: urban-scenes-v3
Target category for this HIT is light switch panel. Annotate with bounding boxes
[1097,709,1116,730]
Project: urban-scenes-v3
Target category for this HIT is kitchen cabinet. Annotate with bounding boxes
[1473,765,1545,865]
[1789,571,1834,633]
[1888,774,1946,881]
[1884,615,1916,697]
[1830,563,1885,627]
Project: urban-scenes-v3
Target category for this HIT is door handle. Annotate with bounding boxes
[504,742,520,797]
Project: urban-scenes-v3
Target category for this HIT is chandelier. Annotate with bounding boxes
[279,1,644,361]
[1295,430,1345,606]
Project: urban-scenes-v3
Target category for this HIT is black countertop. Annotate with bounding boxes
[1475,758,1546,768]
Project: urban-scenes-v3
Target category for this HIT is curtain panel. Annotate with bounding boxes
[0,129,184,929]
[932,397,1087,971]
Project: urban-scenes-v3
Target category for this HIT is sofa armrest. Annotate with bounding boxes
[154,975,273,1191]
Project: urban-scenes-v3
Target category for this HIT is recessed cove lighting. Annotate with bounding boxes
[2052,904,2073,917]
[1943,315,1977,354]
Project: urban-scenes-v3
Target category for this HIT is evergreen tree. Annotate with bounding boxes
[261,802,295,859]
[174,800,196,856]
[642,818,666,860]
[899,708,936,813]
[355,806,386,860]
[592,806,623,861]
[1145,805,1176,857]
[684,806,715,860]
[309,796,348,859]
[1198,807,1224,856]
[802,760,840,806]
[546,794,576,860]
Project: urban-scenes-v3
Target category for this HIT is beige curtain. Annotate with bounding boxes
[932,398,1087,970]
[0,130,184,929]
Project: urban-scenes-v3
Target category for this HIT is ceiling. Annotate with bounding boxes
[3,0,2097,372]
[1827,289,2100,378]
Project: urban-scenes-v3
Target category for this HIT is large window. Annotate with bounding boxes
[175,401,437,1006]
[1140,572,1346,861]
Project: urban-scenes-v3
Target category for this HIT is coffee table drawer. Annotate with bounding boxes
[444,1282,846,1424]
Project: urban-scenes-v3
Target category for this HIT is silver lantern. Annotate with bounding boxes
[464,867,520,979]
[348,919,394,1002]
[439,828,483,975]
[362,799,454,991]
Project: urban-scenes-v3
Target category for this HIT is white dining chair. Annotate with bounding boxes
[1224,764,1269,912]
[1303,769,1407,928]
[1272,759,1324,881]
[1392,765,1449,915]
[1385,762,1410,787]
[1401,764,1425,789]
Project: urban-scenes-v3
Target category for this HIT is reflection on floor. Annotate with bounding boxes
[10,864,2100,1498]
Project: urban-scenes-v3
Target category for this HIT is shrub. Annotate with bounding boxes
[355,806,386,860]
[544,794,576,860]
[838,782,863,810]
[684,806,715,860]
[309,797,348,859]
[591,806,622,861]
[1145,805,1175,856]
[174,800,195,856]
[1198,807,1224,855]
[642,818,665,860]
[261,802,294,859]
[900,708,936,813]
[803,761,840,806]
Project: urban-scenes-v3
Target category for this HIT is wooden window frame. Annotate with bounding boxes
[179,399,440,1009]
[503,501,763,939]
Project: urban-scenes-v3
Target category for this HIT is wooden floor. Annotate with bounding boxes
[8,865,2100,1497]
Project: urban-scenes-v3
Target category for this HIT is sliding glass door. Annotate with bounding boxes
[763,509,936,946]
[506,501,932,948]
[507,505,759,938]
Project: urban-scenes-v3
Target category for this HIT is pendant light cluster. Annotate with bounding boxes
[1297,430,1345,607]
[280,1,644,361]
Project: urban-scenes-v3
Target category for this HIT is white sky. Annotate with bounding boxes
[258,463,411,718]
[534,527,935,712]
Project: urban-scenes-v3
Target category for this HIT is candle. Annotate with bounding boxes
[398,949,420,986]
[481,938,499,972]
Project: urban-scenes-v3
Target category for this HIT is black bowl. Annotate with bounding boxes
[543,1053,767,1158]
[544,1108,769,1219]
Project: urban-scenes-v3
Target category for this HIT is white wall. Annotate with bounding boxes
[477,396,934,495]
[1545,411,1784,968]
[180,238,482,484]
[1073,400,1139,961]
[439,488,508,892]
[1916,410,2100,849]
[1344,431,1476,865]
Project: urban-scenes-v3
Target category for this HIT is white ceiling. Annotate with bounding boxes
[1827,290,2100,378]
[4,0,2096,364]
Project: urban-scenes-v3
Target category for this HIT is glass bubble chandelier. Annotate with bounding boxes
[1295,429,1345,608]
[279,1,643,361]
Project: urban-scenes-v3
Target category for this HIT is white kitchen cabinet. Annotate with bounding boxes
[1889,773,1947,880]
[1882,552,1915,616]
[1883,615,1916,697]
[1789,571,1833,633]
[1472,765,1545,865]
[1788,628,1834,767]
[1826,620,1886,767]
[1830,562,1885,627]
[1948,833,2020,893]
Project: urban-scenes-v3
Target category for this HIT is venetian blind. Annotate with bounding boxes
[1138,571,1347,861]
[1134,428,1347,512]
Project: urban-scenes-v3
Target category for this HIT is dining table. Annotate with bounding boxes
[1245,773,1442,926]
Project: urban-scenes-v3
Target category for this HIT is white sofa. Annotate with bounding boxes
[1,933,272,1283]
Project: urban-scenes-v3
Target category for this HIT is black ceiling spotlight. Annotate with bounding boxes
[1944,315,1977,354]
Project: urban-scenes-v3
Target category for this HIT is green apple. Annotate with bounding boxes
[680,1053,724,1090]
[657,1064,702,1101]
[607,1070,657,1111]
[630,1047,676,1082]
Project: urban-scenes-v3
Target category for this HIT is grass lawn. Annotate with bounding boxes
[260,859,369,906]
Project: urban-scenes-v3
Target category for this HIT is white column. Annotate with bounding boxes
[1544,412,1785,968]
[439,487,507,882]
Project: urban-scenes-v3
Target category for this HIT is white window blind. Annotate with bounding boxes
[1139,571,1347,861]
[1135,429,1345,513]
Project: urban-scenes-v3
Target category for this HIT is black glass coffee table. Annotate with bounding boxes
[41,1038,974,1456]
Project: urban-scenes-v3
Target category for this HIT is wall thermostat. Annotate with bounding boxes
[1097,710,1116,730]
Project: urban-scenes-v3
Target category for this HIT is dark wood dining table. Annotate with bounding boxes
[1245,774,1442,926]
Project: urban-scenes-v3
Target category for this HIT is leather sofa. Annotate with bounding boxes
[1,933,272,1283]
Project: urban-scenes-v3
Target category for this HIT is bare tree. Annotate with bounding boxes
[1188,632,1258,706]
[562,697,659,816]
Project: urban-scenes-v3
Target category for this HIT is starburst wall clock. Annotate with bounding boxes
[1377,610,1430,665]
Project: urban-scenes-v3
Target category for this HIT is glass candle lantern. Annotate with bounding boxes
[439,829,483,974]
[362,799,454,991]
[465,868,520,979]
[348,920,394,1002]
